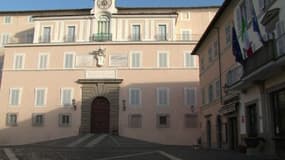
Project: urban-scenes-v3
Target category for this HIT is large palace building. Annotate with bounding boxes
[0,0,218,145]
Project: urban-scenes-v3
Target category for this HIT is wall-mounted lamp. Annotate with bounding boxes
[122,99,126,111]
[72,99,77,111]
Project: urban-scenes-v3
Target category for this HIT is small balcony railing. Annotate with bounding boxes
[225,65,243,87]
[243,40,277,77]
[91,33,112,42]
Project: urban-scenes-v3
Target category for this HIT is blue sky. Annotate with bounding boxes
[0,0,224,11]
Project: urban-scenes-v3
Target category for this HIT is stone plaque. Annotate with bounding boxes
[86,70,117,79]
[76,55,95,67]
[109,54,128,67]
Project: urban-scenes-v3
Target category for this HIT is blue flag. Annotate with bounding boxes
[232,27,244,65]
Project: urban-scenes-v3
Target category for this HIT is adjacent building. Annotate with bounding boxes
[0,0,218,145]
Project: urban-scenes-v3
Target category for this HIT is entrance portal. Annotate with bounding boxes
[91,97,110,133]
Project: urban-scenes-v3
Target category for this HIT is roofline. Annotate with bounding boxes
[116,5,220,10]
[192,0,232,55]
[0,8,91,14]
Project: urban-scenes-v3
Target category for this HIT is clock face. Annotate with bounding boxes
[97,0,112,9]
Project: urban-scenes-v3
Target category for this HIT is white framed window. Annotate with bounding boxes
[157,52,169,68]
[58,113,71,127]
[181,12,191,21]
[184,52,196,67]
[66,26,76,42]
[3,16,12,24]
[1,33,10,45]
[185,114,198,128]
[60,88,73,106]
[131,25,141,41]
[181,29,192,41]
[34,88,47,106]
[6,113,17,126]
[215,80,221,99]
[27,16,33,23]
[128,114,142,128]
[38,53,49,69]
[157,24,167,41]
[157,114,170,128]
[156,88,170,106]
[42,26,51,43]
[184,87,196,107]
[9,88,22,106]
[64,52,75,69]
[13,54,25,70]
[130,52,141,68]
[129,88,141,106]
[32,113,45,127]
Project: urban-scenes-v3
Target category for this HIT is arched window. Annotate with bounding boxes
[98,15,110,34]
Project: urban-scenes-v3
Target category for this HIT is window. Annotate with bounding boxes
[181,12,191,20]
[184,52,195,67]
[158,52,169,68]
[185,114,198,128]
[42,27,51,43]
[59,114,71,127]
[129,88,141,106]
[3,16,11,24]
[13,54,24,70]
[184,88,196,107]
[208,47,213,62]
[38,54,49,69]
[129,114,142,128]
[1,33,10,45]
[181,30,191,41]
[25,31,34,43]
[157,114,170,128]
[202,87,206,105]
[66,26,76,42]
[272,89,285,136]
[158,25,167,41]
[32,114,44,126]
[35,88,47,106]
[225,24,231,46]
[215,80,221,99]
[246,104,258,137]
[213,41,218,57]
[131,25,141,41]
[6,113,17,126]
[208,84,214,103]
[61,88,73,106]
[130,52,141,68]
[64,53,75,69]
[98,15,110,34]
[27,16,33,23]
[157,88,169,106]
[9,88,21,106]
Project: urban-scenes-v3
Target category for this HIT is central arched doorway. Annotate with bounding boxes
[91,97,110,133]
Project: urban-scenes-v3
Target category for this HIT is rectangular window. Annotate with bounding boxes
[208,47,213,62]
[61,88,73,106]
[38,54,49,69]
[184,88,196,107]
[1,33,10,45]
[184,52,195,67]
[215,80,221,99]
[181,30,191,41]
[213,41,218,57]
[64,53,74,69]
[131,52,141,68]
[59,113,71,127]
[32,114,44,126]
[208,84,214,103]
[157,88,169,106]
[9,88,21,106]
[35,88,46,106]
[13,54,24,70]
[27,16,33,23]
[185,114,198,128]
[3,16,11,24]
[6,113,17,126]
[66,26,76,42]
[129,114,142,128]
[181,12,191,20]
[157,114,170,128]
[272,89,285,136]
[158,52,168,68]
[158,25,167,41]
[131,25,141,41]
[42,27,51,43]
[225,24,232,45]
[129,88,141,106]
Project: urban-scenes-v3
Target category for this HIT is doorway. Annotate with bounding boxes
[228,117,238,150]
[91,97,110,133]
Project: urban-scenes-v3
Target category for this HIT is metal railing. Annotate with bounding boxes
[91,33,112,42]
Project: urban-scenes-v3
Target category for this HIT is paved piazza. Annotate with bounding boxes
[0,134,265,160]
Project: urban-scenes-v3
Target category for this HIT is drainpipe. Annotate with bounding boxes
[214,27,223,105]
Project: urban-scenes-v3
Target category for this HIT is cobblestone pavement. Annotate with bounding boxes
[1,134,268,160]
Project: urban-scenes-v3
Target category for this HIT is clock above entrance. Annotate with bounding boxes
[93,0,117,14]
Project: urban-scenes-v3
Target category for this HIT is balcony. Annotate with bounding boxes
[91,33,112,42]
[225,65,243,88]
[243,40,277,77]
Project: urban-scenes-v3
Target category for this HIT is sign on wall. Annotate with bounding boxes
[109,54,128,67]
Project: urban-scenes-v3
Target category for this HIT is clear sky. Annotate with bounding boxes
[0,0,224,11]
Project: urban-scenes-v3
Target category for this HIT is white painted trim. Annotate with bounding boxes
[156,87,170,106]
[128,88,142,106]
[13,53,25,70]
[37,53,50,70]
[34,88,48,107]
[157,51,169,68]
[63,52,76,69]
[3,16,12,24]
[129,51,142,68]
[183,87,197,107]
[41,25,53,42]
[60,88,74,107]
[9,88,23,106]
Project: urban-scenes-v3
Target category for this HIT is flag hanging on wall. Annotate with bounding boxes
[232,27,244,65]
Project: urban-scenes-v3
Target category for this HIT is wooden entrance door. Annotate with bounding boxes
[91,97,110,133]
